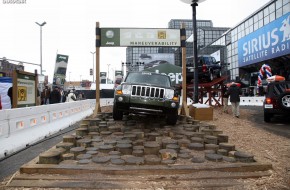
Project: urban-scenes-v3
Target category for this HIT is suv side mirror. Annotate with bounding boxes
[174,84,182,90]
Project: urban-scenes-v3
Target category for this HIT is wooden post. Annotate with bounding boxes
[180,23,189,116]
[93,22,101,117]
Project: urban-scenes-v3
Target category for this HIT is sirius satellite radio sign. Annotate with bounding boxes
[101,28,180,47]
[238,13,290,67]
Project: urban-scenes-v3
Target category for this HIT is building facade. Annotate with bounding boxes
[0,58,24,77]
[200,0,290,91]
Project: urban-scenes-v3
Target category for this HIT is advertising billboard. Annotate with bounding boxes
[53,54,69,87]
[144,63,182,85]
[14,71,37,108]
[139,53,175,70]
[100,72,107,84]
[115,70,123,78]
[238,13,290,67]
[101,28,180,47]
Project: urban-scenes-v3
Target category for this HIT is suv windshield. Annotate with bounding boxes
[270,82,290,96]
[200,56,217,65]
[125,73,171,87]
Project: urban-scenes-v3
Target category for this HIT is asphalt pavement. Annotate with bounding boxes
[241,106,290,139]
[0,121,80,182]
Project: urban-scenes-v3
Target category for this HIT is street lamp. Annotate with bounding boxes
[35,21,46,75]
[90,51,96,82]
[180,0,206,103]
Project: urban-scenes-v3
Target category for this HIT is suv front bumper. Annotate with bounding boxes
[114,95,179,115]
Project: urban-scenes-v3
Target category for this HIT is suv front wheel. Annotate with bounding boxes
[113,104,123,120]
[166,109,178,125]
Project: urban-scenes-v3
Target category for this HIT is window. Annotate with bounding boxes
[259,20,264,28]
[283,0,290,5]
[282,4,289,14]
[264,15,270,25]
[276,0,282,9]
[276,8,283,18]
[254,14,259,23]
[269,3,275,13]
[264,7,269,16]
[254,22,259,31]
[258,11,264,20]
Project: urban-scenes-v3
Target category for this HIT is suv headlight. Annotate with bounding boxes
[164,89,174,99]
[122,84,132,95]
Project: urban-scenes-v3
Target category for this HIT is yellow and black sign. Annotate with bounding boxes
[18,86,27,101]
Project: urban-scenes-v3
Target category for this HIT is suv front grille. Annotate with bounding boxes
[131,85,165,98]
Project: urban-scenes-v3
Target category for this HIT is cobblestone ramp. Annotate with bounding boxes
[6,113,272,189]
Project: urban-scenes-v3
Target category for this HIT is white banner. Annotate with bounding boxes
[120,29,180,47]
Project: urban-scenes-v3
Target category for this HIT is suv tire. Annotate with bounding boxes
[278,92,290,110]
[166,109,178,125]
[208,71,214,82]
[264,112,273,122]
[113,104,123,120]
[217,70,221,78]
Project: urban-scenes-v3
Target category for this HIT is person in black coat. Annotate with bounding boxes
[221,84,229,113]
[227,82,242,118]
[49,86,61,104]
[7,87,13,107]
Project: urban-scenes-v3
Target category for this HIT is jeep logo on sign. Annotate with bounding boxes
[158,72,182,85]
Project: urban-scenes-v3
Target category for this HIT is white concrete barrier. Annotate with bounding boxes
[239,97,264,106]
[185,96,264,106]
[0,99,96,159]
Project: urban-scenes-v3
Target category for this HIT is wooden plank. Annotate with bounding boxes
[13,171,272,181]
[20,162,272,175]
[8,171,272,189]
[8,179,244,189]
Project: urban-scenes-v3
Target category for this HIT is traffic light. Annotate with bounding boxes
[90,68,93,75]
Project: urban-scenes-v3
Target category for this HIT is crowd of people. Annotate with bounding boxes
[40,86,85,105]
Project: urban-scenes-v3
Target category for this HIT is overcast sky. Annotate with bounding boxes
[0,0,270,82]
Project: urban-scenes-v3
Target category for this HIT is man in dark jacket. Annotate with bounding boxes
[7,86,13,107]
[49,86,61,104]
[227,82,242,118]
[221,84,229,113]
